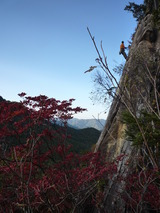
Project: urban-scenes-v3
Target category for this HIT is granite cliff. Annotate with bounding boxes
[94,4,160,212]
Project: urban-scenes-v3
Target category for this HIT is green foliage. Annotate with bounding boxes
[124,2,146,21]
[122,110,160,147]
[67,126,101,153]
[153,6,160,26]
[125,1,160,22]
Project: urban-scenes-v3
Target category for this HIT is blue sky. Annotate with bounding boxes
[0,0,143,119]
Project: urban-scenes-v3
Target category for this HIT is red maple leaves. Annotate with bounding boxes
[0,94,115,212]
[1,93,159,212]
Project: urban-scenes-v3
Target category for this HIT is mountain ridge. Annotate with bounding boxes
[68,118,105,131]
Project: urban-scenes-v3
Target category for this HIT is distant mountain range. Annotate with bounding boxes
[68,118,106,131]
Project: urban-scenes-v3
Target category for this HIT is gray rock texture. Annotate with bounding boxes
[95,13,160,212]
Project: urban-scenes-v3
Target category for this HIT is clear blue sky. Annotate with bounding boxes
[0,0,143,119]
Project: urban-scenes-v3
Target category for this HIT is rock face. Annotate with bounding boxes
[95,13,160,160]
[95,13,160,212]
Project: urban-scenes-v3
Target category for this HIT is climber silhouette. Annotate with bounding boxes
[119,41,128,60]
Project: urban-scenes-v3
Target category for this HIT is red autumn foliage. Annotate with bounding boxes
[122,168,160,212]
[0,94,117,212]
[1,93,159,212]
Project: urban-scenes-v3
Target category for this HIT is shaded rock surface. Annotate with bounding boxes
[95,13,160,212]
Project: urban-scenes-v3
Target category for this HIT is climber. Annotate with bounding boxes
[119,41,128,60]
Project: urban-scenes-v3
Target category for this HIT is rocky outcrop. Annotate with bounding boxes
[95,13,160,212]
